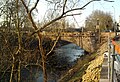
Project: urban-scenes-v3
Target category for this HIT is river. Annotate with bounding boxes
[1,43,85,82]
[36,43,85,82]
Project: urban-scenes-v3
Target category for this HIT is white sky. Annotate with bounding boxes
[0,0,119,28]
[35,0,47,22]
[34,0,120,28]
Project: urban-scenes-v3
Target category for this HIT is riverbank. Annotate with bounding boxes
[82,42,108,82]
[58,42,108,82]
[58,52,98,82]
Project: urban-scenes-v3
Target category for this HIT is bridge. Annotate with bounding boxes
[42,31,113,52]
[0,29,114,53]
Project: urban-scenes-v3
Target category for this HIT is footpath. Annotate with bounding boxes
[82,43,108,82]
[99,55,109,82]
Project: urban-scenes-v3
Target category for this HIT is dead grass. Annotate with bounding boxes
[58,42,108,82]
[58,53,98,82]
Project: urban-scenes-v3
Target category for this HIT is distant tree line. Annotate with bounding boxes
[85,10,113,32]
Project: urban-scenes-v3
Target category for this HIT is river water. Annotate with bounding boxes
[55,43,84,62]
[1,43,85,82]
[36,43,84,82]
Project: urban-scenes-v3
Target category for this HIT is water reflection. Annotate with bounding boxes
[1,43,84,82]
[37,43,84,82]
[55,43,84,62]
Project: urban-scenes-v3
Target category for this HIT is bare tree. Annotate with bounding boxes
[20,0,99,82]
[0,0,101,82]
[0,0,31,32]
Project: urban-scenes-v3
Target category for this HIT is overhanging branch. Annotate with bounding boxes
[35,0,95,33]
[62,0,67,14]
[30,0,39,13]
[62,13,82,18]
[20,0,29,13]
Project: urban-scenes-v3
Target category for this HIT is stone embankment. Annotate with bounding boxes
[82,43,108,82]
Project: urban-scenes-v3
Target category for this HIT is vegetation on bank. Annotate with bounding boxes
[58,53,98,82]
[0,31,84,81]
[0,32,54,81]
[59,42,107,82]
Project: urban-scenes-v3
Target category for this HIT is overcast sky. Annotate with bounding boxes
[35,0,119,28]
[0,0,119,28]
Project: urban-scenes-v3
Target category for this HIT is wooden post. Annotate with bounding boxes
[79,32,81,47]
[81,32,83,49]
[79,32,83,49]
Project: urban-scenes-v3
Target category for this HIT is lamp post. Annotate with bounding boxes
[112,6,115,24]
[112,6,117,35]
[111,5,116,82]
[102,1,115,82]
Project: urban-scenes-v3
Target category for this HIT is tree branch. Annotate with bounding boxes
[30,0,39,13]
[63,0,93,15]
[46,34,60,56]
[34,0,94,33]
[20,0,47,82]
[27,0,31,7]
[20,0,29,13]
[62,13,82,18]
[62,0,67,14]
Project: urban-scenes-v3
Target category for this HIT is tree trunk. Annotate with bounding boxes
[28,13,47,82]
